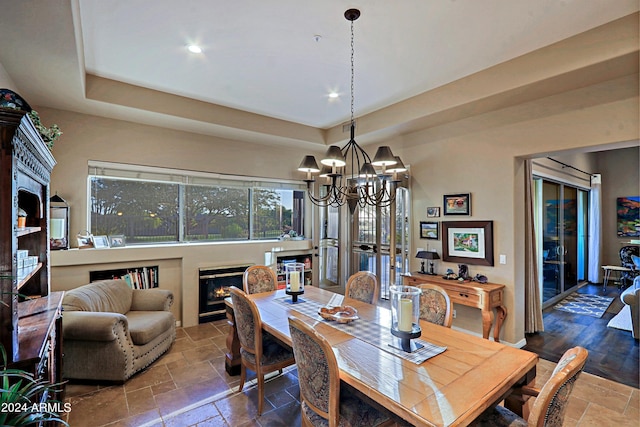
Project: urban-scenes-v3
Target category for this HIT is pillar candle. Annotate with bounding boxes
[289,272,300,292]
[50,218,65,239]
[398,298,413,332]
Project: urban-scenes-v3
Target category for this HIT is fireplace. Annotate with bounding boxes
[198,265,249,323]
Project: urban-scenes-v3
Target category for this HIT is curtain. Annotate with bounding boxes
[524,159,544,333]
[588,174,602,283]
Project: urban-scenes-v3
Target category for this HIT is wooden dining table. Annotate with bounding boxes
[224,286,538,427]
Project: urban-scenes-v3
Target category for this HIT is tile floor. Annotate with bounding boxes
[62,320,639,427]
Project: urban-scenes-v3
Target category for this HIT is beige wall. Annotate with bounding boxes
[598,147,640,266]
[402,82,638,343]
[0,63,18,89]
[41,107,320,327]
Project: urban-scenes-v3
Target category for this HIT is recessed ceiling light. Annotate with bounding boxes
[328,92,339,99]
[187,44,203,54]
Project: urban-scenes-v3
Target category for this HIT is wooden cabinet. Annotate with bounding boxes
[403,272,507,342]
[0,108,62,396]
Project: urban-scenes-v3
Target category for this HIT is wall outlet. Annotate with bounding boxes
[452,309,456,319]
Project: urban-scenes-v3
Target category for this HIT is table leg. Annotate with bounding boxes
[225,303,241,376]
[504,366,537,419]
[602,269,611,292]
[493,305,507,343]
[481,309,494,341]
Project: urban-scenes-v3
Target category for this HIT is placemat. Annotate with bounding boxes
[275,296,446,364]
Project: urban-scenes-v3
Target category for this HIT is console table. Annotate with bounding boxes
[402,272,507,342]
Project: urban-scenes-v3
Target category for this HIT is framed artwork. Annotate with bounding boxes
[443,193,471,215]
[93,235,110,249]
[617,196,640,237]
[442,220,494,266]
[426,207,440,218]
[109,235,126,248]
[420,221,439,240]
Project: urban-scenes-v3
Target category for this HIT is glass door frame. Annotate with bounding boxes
[534,175,589,308]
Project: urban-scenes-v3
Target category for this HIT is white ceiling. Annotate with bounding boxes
[0,0,637,142]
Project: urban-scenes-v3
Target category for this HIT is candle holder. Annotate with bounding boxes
[285,262,305,302]
[389,285,423,353]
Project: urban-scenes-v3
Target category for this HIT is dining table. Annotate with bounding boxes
[224,286,538,427]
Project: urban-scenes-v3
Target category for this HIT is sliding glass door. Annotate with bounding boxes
[316,185,410,298]
[535,178,589,306]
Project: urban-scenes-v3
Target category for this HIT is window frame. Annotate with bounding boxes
[88,161,308,245]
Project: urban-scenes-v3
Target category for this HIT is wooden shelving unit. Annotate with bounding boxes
[0,108,63,404]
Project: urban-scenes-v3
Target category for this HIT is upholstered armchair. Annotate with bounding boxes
[230,286,295,415]
[345,271,379,305]
[417,284,453,327]
[62,279,176,382]
[288,316,394,427]
[243,265,278,294]
[470,346,588,427]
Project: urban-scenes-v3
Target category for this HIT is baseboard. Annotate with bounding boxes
[451,325,527,348]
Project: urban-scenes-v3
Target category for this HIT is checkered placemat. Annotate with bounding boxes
[275,296,446,364]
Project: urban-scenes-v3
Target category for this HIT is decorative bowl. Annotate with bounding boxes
[318,305,358,323]
[0,89,32,112]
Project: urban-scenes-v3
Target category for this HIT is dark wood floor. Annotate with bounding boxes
[524,283,639,389]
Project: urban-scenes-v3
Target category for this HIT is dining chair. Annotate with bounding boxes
[287,316,395,427]
[417,283,453,327]
[345,271,379,305]
[470,346,588,427]
[243,265,278,294]
[229,286,295,415]
[620,246,640,287]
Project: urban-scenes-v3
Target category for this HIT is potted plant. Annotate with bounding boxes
[0,344,69,426]
[27,111,62,150]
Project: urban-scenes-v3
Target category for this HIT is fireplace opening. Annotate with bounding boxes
[199,265,250,323]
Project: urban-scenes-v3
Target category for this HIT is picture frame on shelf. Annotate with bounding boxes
[109,235,126,248]
[443,193,471,216]
[419,221,439,240]
[93,235,110,249]
[426,207,440,218]
[442,220,494,266]
[77,230,94,249]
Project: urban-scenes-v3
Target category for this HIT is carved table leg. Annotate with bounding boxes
[224,301,241,376]
[481,309,495,341]
[493,305,507,343]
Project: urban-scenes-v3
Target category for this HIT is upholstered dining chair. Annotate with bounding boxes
[470,346,588,427]
[287,316,395,427]
[243,265,278,294]
[417,284,453,328]
[229,286,295,415]
[345,271,379,305]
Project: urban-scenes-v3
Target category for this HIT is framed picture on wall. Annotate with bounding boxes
[427,207,440,218]
[442,220,494,266]
[443,193,471,215]
[420,221,439,240]
[617,196,640,237]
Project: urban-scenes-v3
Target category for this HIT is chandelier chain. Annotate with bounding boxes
[350,18,355,126]
[297,9,404,212]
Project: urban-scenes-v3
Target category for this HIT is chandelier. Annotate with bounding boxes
[297,9,408,213]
